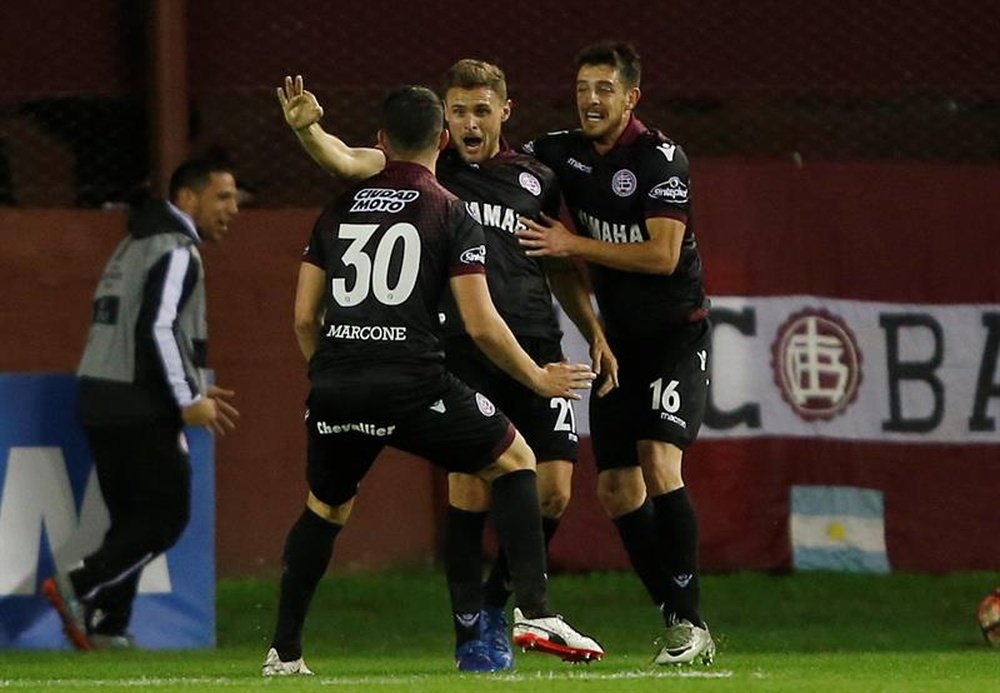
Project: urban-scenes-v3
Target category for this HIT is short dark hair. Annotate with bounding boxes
[168,158,233,202]
[575,41,642,89]
[381,85,444,152]
[444,59,508,100]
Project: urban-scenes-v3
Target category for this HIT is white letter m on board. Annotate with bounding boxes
[0,447,171,596]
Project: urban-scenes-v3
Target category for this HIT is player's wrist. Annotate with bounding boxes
[294,121,320,136]
[529,364,549,393]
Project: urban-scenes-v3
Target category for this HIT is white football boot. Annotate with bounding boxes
[511,608,604,663]
[261,647,314,676]
[654,619,715,665]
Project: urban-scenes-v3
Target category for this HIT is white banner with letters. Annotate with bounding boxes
[559,295,1000,443]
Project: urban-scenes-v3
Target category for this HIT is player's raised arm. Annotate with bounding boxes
[450,273,595,400]
[277,74,387,180]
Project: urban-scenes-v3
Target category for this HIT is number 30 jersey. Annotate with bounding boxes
[302,161,487,396]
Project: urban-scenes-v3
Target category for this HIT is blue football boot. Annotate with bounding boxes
[480,605,514,670]
[455,639,500,672]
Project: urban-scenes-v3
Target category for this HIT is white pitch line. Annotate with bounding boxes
[0,670,734,688]
[0,678,238,688]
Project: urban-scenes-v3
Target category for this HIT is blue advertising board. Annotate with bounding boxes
[0,373,214,649]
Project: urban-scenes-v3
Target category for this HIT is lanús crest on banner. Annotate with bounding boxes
[770,308,864,422]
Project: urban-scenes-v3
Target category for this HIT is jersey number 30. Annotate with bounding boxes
[332,223,422,306]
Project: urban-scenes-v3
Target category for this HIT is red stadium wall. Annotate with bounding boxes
[0,207,444,575]
[3,161,999,575]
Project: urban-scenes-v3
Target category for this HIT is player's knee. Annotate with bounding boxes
[480,432,536,482]
[307,492,354,525]
[448,473,490,511]
[637,440,685,494]
[539,487,570,519]
[597,486,637,518]
[596,471,646,518]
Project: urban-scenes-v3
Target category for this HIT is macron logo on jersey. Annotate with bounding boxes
[350,188,420,213]
[657,143,677,162]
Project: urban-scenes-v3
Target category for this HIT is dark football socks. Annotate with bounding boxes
[612,498,670,607]
[483,515,560,608]
[652,487,703,627]
[489,469,548,618]
[444,505,487,645]
[270,508,341,660]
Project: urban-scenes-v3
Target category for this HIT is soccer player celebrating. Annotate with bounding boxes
[516,41,715,666]
[276,64,617,671]
[262,85,604,676]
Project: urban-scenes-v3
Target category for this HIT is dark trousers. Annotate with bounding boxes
[73,422,191,635]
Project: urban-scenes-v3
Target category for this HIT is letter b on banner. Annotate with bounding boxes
[0,374,215,649]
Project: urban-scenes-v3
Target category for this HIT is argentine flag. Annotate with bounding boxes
[790,485,889,573]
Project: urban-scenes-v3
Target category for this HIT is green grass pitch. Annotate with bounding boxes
[1,569,998,691]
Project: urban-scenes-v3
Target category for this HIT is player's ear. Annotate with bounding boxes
[501,99,512,123]
[173,186,198,215]
[438,127,450,151]
[376,129,389,151]
[626,86,641,112]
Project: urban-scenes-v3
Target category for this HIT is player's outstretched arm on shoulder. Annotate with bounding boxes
[450,274,595,399]
[277,74,386,180]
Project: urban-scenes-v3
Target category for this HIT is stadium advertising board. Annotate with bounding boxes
[0,374,215,649]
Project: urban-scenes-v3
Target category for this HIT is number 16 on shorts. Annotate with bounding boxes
[650,378,681,414]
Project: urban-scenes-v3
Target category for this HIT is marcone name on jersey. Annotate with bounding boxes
[325,324,407,341]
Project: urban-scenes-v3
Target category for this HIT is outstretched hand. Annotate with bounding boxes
[536,361,596,400]
[181,386,240,437]
[205,385,240,436]
[276,75,324,131]
[517,213,579,258]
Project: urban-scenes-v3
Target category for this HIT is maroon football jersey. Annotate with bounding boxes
[303,161,486,399]
[524,117,708,339]
[436,146,562,341]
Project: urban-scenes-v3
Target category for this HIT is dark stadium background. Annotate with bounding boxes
[2,0,998,576]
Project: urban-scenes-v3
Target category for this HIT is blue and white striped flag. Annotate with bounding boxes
[790,485,889,572]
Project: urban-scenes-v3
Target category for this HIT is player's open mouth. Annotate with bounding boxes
[462,136,483,149]
[583,110,604,122]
